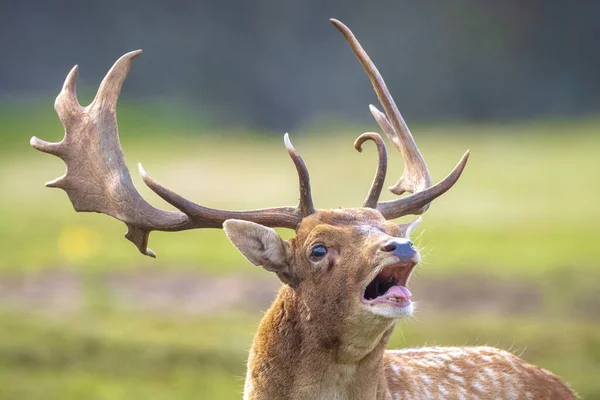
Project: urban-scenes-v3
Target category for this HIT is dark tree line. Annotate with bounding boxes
[1,0,599,130]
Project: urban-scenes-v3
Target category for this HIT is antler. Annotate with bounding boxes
[31,50,314,257]
[354,132,387,208]
[331,19,470,218]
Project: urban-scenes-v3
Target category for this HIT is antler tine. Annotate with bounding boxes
[331,18,469,218]
[133,119,315,228]
[92,50,142,111]
[138,133,314,228]
[54,65,82,118]
[368,104,429,194]
[29,136,64,159]
[284,133,316,216]
[376,151,470,219]
[354,132,387,208]
[138,161,304,229]
[30,65,83,159]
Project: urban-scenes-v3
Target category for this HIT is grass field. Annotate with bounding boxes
[1,311,598,399]
[0,103,599,398]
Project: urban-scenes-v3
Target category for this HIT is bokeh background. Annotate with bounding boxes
[1,1,599,398]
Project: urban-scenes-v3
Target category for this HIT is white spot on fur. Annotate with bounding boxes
[417,359,443,368]
[438,384,449,397]
[446,349,466,358]
[448,373,465,384]
[471,379,485,392]
[480,355,493,362]
[448,363,462,373]
[482,367,498,388]
[464,358,478,366]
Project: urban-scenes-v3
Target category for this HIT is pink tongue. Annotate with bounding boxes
[383,286,412,301]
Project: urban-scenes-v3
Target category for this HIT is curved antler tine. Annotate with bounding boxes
[354,132,388,208]
[331,19,431,197]
[61,65,79,103]
[138,163,219,226]
[377,150,470,219]
[31,66,82,158]
[54,65,81,115]
[369,105,397,145]
[29,136,65,158]
[369,104,429,195]
[92,49,142,110]
[125,227,156,258]
[284,133,315,216]
[140,163,303,229]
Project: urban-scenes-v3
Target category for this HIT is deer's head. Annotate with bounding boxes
[30,19,468,335]
[225,207,422,332]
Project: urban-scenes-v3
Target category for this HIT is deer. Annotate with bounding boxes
[30,18,577,400]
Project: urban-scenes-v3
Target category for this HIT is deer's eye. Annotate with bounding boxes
[310,244,328,261]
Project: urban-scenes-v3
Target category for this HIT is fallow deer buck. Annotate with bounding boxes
[31,18,577,400]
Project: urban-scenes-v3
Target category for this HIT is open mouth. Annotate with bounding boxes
[362,263,414,306]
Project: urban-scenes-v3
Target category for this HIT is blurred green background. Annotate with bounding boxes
[2,108,599,398]
[2,2,600,399]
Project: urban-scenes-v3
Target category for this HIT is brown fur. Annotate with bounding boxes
[225,209,577,399]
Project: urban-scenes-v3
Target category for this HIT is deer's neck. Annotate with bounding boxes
[245,285,394,400]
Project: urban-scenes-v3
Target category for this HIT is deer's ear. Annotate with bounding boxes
[223,219,295,285]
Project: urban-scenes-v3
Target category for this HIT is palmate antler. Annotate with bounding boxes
[31,19,469,257]
[31,50,315,257]
[331,19,470,218]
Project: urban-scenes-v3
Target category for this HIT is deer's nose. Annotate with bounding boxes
[381,239,417,261]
